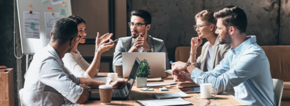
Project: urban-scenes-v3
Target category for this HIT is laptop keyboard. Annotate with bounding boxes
[112,89,124,97]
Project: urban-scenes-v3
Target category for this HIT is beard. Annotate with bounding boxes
[131,30,145,38]
[219,31,232,44]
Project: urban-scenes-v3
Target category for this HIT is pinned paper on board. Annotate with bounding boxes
[23,11,40,39]
[30,22,35,30]
[44,12,60,38]
[61,9,65,16]
[51,0,67,5]
[41,0,47,2]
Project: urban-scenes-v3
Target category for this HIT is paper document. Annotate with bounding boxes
[44,12,60,38]
[23,11,40,39]
[147,77,162,82]
[93,77,122,81]
[147,82,176,87]
[136,98,192,106]
[51,0,66,5]
[153,92,190,99]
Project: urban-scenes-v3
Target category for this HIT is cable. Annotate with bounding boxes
[14,0,23,59]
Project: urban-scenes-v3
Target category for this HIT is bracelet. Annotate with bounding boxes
[190,52,197,56]
[95,49,98,52]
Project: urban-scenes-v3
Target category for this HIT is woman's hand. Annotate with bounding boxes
[95,32,114,53]
[191,37,203,49]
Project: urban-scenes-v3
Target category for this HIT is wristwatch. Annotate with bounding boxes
[184,62,192,69]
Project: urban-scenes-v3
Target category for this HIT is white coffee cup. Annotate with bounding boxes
[107,73,118,82]
[200,83,217,98]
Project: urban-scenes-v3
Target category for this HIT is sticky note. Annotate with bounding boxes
[41,0,47,2]
[47,7,52,10]
[141,87,154,91]
[29,4,33,9]
[61,9,66,16]
[30,22,35,30]
[62,1,66,6]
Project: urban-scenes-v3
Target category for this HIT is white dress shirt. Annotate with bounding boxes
[63,49,99,78]
[21,45,83,106]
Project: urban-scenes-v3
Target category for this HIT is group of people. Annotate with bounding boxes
[21,5,276,106]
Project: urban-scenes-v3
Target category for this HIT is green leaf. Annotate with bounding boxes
[136,59,150,77]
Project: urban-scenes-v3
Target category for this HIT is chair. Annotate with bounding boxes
[273,79,284,106]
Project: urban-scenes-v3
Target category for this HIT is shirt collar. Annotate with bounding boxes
[230,35,257,55]
[46,45,63,65]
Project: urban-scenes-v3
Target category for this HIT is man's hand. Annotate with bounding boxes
[173,73,192,82]
[172,61,187,74]
[129,33,145,52]
[110,79,127,89]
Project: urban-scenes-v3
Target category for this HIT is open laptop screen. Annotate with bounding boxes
[126,57,140,92]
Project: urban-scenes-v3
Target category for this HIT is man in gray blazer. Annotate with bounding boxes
[113,9,169,72]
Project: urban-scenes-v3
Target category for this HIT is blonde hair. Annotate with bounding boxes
[195,10,216,25]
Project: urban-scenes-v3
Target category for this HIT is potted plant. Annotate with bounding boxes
[136,59,150,88]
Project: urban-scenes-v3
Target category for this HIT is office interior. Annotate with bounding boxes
[0,0,290,106]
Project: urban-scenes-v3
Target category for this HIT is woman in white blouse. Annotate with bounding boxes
[63,15,115,78]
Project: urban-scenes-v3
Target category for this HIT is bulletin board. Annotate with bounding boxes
[17,0,72,54]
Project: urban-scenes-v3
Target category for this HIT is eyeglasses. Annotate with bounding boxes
[128,22,146,28]
[193,25,209,31]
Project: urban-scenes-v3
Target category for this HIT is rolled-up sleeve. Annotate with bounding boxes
[191,51,262,93]
[40,60,83,103]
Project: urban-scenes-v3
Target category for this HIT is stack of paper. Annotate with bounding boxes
[147,77,162,82]
[136,98,192,106]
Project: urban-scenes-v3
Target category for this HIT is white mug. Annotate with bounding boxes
[107,73,118,82]
[200,83,217,98]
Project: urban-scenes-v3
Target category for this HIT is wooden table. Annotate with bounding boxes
[81,72,246,106]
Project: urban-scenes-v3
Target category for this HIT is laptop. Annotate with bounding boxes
[89,57,140,100]
[122,52,166,78]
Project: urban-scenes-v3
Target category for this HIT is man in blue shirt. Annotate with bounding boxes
[172,6,275,106]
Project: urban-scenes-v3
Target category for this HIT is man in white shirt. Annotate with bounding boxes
[21,18,127,106]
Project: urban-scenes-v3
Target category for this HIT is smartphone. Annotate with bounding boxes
[179,86,200,93]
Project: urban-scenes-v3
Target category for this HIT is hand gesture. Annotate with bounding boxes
[95,32,114,53]
[129,33,145,52]
[110,79,128,89]
[191,37,203,49]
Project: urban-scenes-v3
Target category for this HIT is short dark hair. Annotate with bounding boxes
[52,18,78,44]
[67,15,86,25]
[131,9,151,25]
[214,6,247,33]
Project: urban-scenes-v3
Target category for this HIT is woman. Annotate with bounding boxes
[173,10,230,82]
[63,15,115,78]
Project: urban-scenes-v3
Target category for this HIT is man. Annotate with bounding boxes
[20,18,127,106]
[172,6,275,106]
[112,9,170,71]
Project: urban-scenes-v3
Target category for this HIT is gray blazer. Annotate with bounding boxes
[192,37,231,71]
[112,35,170,72]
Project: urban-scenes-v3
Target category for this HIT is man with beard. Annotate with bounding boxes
[172,6,275,106]
[112,9,169,72]
[20,18,127,106]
